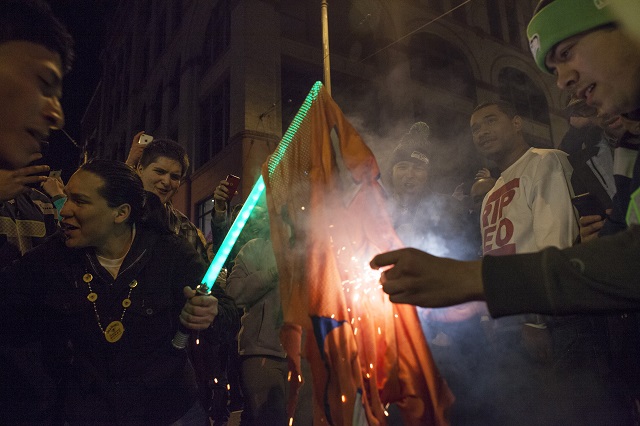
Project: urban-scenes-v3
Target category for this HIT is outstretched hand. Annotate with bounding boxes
[0,165,50,201]
[180,286,219,330]
[370,248,485,308]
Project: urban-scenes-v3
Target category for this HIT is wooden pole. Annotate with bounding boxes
[321,0,331,95]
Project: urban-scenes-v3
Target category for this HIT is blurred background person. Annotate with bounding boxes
[226,206,289,426]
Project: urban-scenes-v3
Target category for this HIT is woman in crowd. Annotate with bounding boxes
[0,159,234,425]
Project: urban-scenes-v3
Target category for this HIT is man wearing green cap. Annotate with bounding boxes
[371,0,640,315]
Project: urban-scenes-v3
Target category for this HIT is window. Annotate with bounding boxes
[198,78,230,168]
[140,39,150,82]
[168,61,180,113]
[486,0,504,41]
[121,39,131,111]
[196,197,216,242]
[139,104,147,131]
[171,0,182,38]
[409,33,476,100]
[505,0,521,48]
[150,85,163,131]
[154,9,166,61]
[202,0,230,69]
[498,67,549,125]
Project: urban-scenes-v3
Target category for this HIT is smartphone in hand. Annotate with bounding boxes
[48,170,62,180]
[226,174,240,202]
[138,134,154,145]
[571,192,607,217]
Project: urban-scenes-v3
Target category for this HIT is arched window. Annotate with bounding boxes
[202,0,230,70]
[409,33,475,100]
[498,67,549,124]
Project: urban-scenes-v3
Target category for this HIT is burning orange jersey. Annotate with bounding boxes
[263,83,453,425]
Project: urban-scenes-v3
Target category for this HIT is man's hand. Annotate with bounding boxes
[125,131,146,167]
[180,286,219,330]
[370,248,485,307]
[475,167,492,179]
[578,211,611,243]
[0,165,49,201]
[213,179,236,211]
[41,176,65,198]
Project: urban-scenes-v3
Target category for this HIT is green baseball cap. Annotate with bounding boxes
[527,0,615,73]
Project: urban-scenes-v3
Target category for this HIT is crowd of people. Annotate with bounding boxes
[1,0,640,424]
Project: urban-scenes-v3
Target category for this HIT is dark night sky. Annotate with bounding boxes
[43,0,110,180]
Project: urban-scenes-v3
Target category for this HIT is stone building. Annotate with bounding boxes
[82,0,566,239]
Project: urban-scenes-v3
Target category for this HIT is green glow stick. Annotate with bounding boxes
[201,175,265,289]
[200,81,322,290]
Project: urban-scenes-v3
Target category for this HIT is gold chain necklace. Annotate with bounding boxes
[83,272,138,343]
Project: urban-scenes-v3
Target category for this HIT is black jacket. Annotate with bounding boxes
[1,226,236,425]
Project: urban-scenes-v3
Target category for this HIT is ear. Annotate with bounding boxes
[113,203,132,224]
[512,115,523,131]
[135,164,143,174]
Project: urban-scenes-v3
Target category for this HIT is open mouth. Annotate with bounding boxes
[60,222,79,233]
[403,182,416,188]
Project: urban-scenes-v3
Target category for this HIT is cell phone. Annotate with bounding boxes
[48,170,62,179]
[138,134,154,145]
[571,192,607,217]
[225,174,240,202]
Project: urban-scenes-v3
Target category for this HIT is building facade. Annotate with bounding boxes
[81,0,566,240]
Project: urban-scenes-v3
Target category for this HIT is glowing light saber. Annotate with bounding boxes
[172,81,322,349]
[202,81,321,290]
[201,176,266,288]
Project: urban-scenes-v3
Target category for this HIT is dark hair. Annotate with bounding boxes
[78,159,171,233]
[0,0,74,73]
[473,100,518,119]
[79,159,146,224]
[138,138,190,179]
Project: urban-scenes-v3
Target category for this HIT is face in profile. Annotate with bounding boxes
[0,41,64,170]
[545,28,640,116]
[391,160,429,197]
[60,170,127,252]
[136,156,183,204]
[470,105,520,162]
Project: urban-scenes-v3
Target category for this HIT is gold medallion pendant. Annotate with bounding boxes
[104,320,125,343]
[84,273,137,343]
